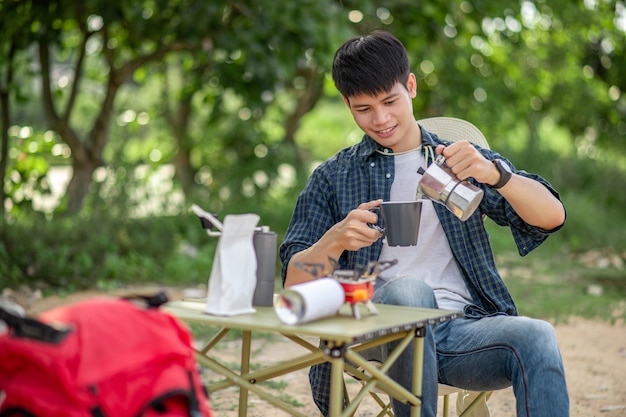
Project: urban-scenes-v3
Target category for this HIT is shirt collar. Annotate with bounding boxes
[358,135,383,159]
[418,124,442,148]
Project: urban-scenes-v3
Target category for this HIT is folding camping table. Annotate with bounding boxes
[164,300,459,417]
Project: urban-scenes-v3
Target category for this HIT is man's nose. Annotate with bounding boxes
[372,108,390,125]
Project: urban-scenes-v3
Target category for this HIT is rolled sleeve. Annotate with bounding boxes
[477,152,565,257]
[279,165,339,285]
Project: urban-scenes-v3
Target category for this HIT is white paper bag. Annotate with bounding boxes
[205,213,259,316]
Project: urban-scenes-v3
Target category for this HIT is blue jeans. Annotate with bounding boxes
[370,276,569,417]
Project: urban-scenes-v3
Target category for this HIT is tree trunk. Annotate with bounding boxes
[64,159,99,215]
[0,86,9,219]
[0,42,16,219]
[174,148,196,196]
[172,94,196,196]
[284,67,325,177]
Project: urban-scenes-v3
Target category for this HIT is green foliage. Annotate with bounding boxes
[4,0,625,217]
[3,128,62,215]
[296,93,361,158]
[0,213,218,291]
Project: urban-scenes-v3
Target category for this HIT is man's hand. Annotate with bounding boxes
[330,199,384,251]
[436,141,500,186]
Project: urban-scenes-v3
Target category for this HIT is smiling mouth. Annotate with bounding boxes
[376,125,396,135]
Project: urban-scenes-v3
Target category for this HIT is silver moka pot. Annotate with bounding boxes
[416,155,483,221]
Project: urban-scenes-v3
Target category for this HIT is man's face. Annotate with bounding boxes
[344,73,419,152]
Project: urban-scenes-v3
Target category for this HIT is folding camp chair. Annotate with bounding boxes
[349,361,492,417]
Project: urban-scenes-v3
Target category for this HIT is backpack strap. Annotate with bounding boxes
[0,292,168,343]
[131,371,203,417]
[122,291,169,308]
[0,406,38,416]
[186,369,203,417]
[0,307,71,344]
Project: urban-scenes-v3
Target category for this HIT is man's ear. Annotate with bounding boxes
[407,73,417,98]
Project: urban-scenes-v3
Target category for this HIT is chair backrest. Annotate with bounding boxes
[417,117,490,150]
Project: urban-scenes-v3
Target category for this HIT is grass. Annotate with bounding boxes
[188,323,283,344]
[502,257,626,324]
[486,222,626,324]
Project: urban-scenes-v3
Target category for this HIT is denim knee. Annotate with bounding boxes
[374,276,437,308]
[523,319,561,359]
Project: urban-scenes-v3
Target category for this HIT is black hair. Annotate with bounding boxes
[332,30,411,98]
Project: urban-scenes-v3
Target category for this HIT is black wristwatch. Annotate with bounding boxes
[492,159,512,189]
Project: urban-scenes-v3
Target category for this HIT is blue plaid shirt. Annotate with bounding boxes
[279,126,564,415]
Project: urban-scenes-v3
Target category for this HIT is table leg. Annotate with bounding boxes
[328,345,345,417]
[411,326,425,417]
[194,347,316,417]
[239,330,252,417]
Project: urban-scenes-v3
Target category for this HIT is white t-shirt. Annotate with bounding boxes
[378,148,473,311]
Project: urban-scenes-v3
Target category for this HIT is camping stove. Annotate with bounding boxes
[295,257,397,320]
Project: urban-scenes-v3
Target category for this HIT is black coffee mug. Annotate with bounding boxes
[370,201,422,246]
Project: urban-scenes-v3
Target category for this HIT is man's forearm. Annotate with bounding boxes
[496,174,566,230]
[284,232,345,287]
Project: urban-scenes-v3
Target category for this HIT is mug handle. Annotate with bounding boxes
[367,207,385,233]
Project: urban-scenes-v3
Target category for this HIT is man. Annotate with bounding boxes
[279,31,568,417]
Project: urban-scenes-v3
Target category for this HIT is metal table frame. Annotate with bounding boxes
[164,300,459,417]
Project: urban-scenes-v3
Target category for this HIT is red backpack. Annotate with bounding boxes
[0,292,212,417]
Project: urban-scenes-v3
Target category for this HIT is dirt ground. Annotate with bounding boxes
[6,285,626,417]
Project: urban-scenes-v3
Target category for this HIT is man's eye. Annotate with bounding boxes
[385,100,396,105]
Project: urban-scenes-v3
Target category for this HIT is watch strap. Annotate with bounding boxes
[492,160,512,189]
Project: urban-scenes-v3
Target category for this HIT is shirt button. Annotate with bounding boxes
[370,162,375,167]
[385,173,391,179]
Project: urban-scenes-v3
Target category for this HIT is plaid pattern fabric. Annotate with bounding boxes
[309,360,333,416]
[279,126,564,415]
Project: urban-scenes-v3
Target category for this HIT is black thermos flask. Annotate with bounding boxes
[252,226,277,307]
